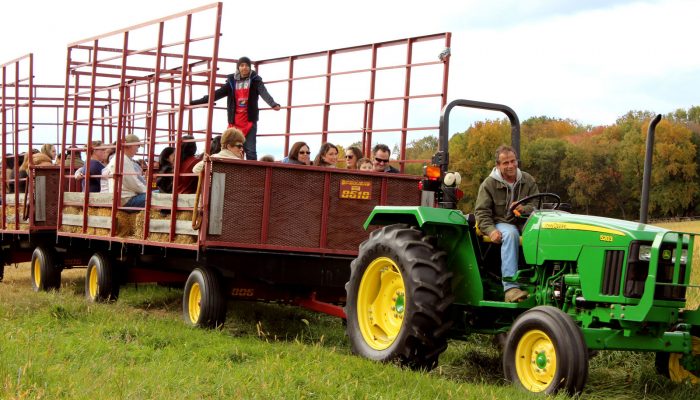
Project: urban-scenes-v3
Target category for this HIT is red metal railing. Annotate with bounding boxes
[54,2,449,254]
[0,54,69,233]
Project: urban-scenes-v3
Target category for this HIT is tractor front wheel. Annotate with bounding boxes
[345,224,453,370]
[503,306,589,395]
[656,336,700,384]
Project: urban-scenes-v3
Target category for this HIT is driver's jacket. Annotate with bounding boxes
[474,167,539,236]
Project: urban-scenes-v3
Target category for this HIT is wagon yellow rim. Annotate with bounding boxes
[188,282,202,324]
[357,257,406,350]
[33,258,41,288]
[515,329,557,392]
[88,267,98,299]
[669,336,700,384]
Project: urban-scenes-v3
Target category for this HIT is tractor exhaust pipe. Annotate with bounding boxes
[639,114,661,224]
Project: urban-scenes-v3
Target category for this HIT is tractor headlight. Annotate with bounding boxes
[672,248,688,264]
[638,245,652,261]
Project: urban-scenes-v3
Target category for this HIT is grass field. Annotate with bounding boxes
[1,221,699,399]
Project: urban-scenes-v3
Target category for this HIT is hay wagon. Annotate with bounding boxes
[9,3,451,326]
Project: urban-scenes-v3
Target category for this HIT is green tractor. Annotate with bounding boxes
[344,99,700,395]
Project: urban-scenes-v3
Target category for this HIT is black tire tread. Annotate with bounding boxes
[346,223,454,371]
[503,305,588,395]
[30,246,60,292]
[183,267,226,329]
[86,252,119,302]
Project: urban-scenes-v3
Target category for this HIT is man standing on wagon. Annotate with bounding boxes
[191,56,281,161]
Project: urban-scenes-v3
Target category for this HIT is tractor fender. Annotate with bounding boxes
[363,206,469,229]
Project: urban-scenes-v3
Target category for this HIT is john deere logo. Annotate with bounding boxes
[662,249,672,260]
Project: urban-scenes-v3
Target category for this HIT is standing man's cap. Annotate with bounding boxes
[124,134,141,144]
[237,56,252,68]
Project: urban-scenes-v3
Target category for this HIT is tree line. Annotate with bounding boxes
[402,106,700,220]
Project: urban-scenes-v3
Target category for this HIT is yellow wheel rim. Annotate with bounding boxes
[669,336,700,384]
[33,258,41,288]
[88,267,98,299]
[357,257,406,350]
[188,282,202,324]
[515,329,557,392]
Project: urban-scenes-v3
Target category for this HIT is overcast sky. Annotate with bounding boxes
[1,0,698,131]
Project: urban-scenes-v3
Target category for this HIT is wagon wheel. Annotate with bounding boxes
[30,246,61,292]
[183,267,227,328]
[85,252,120,302]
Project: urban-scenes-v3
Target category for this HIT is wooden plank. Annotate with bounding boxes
[35,176,46,222]
[208,172,225,235]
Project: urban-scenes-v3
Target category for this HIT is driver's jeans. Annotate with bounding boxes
[496,222,520,291]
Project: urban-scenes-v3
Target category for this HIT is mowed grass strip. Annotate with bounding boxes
[0,265,537,400]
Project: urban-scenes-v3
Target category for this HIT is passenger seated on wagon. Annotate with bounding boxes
[345,146,363,169]
[107,134,146,208]
[174,135,200,194]
[282,141,311,165]
[156,147,175,193]
[314,142,339,167]
[37,144,57,165]
[192,128,245,174]
[74,140,108,192]
[64,148,85,169]
[9,153,29,193]
[357,157,373,171]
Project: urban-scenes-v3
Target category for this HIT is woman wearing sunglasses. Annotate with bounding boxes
[193,128,246,174]
[283,141,312,165]
[344,146,363,169]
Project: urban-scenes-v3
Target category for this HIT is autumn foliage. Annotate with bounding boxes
[403,106,700,219]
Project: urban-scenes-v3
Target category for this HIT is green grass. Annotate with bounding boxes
[0,266,544,400]
[2,217,700,400]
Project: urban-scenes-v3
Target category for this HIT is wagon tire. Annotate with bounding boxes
[345,224,454,370]
[85,252,119,302]
[183,267,227,329]
[30,246,61,292]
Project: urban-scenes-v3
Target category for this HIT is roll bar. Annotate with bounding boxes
[436,99,521,173]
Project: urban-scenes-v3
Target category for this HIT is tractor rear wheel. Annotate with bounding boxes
[656,336,700,384]
[345,224,453,370]
[183,267,227,328]
[30,246,60,292]
[503,306,588,395]
[85,253,120,302]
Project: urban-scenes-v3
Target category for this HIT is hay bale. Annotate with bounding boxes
[63,206,83,215]
[131,208,196,244]
[94,227,111,236]
[5,205,29,230]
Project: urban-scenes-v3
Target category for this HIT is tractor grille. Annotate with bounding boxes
[602,250,625,296]
[624,241,688,301]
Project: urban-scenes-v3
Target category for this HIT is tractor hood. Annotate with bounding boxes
[522,211,672,265]
[536,212,668,241]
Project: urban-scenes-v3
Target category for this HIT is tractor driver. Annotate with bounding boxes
[474,145,539,303]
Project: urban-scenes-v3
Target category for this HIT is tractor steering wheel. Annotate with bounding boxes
[509,193,561,217]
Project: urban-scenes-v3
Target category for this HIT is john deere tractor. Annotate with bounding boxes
[345,99,700,395]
